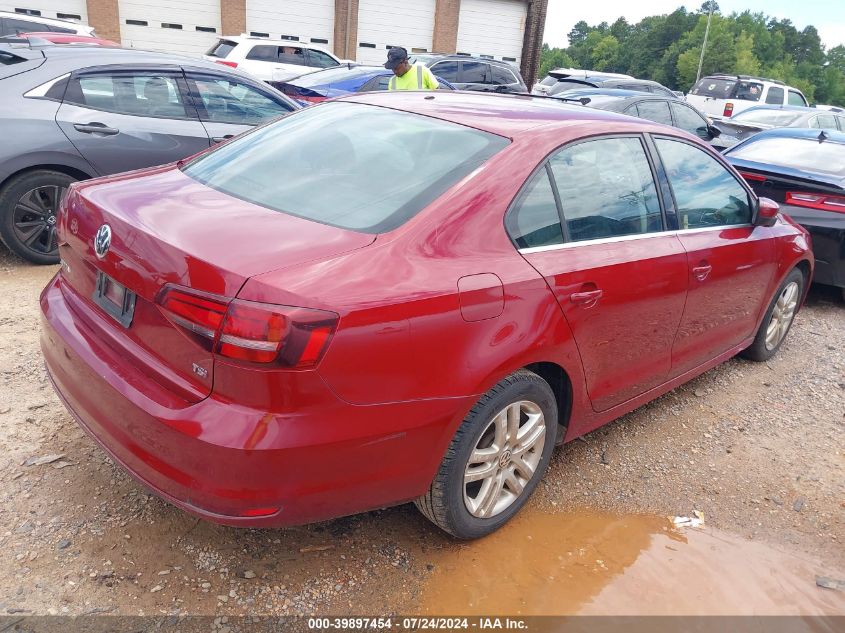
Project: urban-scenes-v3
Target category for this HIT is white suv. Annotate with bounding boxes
[686,74,808,120]
[0,10,95,37]
[204,36,342,84]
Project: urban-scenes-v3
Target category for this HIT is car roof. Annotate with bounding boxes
[36,44,242,70]
[411,53,517,67]
[341,90,662,137]
[738,104,823,115]
[221,35,330,51]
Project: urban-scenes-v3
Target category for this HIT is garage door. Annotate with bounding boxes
[356,0,435,66]
[246,0,335,51]
[0,1,87,23]
[119,0,221,57]
[457,0,526,64]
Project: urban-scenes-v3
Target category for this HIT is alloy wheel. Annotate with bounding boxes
[463,400,546,519]
[12,185,66,257]
[765,281,799,351]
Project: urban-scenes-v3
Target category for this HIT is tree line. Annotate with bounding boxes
[540,2,845,106]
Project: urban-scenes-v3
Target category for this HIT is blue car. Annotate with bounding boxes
[725,127,845,296]
[272,64,455,105]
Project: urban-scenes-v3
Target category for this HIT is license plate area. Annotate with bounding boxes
[93,271,136,328]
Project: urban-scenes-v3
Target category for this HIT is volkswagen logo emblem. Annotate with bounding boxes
[94,224,112,259]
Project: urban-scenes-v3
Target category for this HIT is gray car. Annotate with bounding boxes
[711,105,845,150]
[0,42,299,264]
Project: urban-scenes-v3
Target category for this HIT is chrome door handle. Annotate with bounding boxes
[73,123,119,136]
[571,289,603,305]
[692,264,713,281]
[212,135,234,143]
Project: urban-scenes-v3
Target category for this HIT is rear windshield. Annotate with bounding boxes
[728,137,845,178]
[731,109,803,126]
[291,65,375,88]
[205,39,237,58]
[182,102,509,233]
[540,75,558,87]
[691,77,764,101]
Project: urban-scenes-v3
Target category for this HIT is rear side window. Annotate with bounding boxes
[765,86,784,104]
[461,61,490,84]
[430,61,458,82]
[182,102,509,233]
[206,39,238,58]
[2,17,44,35]
[539,75,557,87]
[788,90,807,106]
[491,65,517,86]
[505,168,563,249]
[811,114,838,130]
[65,73,188,118]
[656,138,751,229]
[307,49,337,68]
[636,100,673,126]
[549,137,663,242]
[734,81,763,101]
[246,45,278,61]
[278,46,308,66]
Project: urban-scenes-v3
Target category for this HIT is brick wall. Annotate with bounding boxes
[432,0,460,54]
[221,0,245,36]
[520,0,548,89]
[333,0,359,59]
[85,0,120,43]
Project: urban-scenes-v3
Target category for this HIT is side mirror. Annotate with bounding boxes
[754,197,779,227]
[707,124,721,139]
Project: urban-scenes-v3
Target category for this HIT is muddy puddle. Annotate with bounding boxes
[418,510,845,616]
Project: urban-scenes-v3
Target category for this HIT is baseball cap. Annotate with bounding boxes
[384,46,408,70]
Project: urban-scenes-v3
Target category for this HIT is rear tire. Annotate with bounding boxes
[0,170,76,264]
[742,268,804,362]
[415,369,557,539]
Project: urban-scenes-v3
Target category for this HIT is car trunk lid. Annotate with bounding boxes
[57,165,375,401]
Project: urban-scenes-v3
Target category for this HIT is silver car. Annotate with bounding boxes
[0,41,299,263]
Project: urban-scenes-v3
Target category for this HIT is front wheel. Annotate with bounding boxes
[0,170,77,264]
[742,268,804,362]
[415,370,557,539]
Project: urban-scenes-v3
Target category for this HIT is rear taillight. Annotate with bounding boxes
[785,192,845,214]
[158,285,338,367]
[215,60,238,68]
[723,103,734,117]
[738,171,766,183]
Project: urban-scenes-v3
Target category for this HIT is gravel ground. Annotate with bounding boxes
[0,248,842,616]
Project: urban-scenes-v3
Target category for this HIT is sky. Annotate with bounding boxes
[543,0,845,50]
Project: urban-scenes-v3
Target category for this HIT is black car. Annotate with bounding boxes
[409,54,527,94]
[552,89,721,143]
[725,128,845,297]
[533,69,677,98]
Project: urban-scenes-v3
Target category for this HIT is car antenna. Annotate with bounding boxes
[817,130,829,143]
[556,96,591,105]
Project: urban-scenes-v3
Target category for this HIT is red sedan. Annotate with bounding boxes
[40,92,812,538]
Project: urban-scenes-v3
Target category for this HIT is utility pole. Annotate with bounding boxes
[695,1,714,84]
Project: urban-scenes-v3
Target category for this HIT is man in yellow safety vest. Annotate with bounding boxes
[384,47,439,91]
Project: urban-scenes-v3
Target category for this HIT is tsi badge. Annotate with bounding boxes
[94,224,112,259]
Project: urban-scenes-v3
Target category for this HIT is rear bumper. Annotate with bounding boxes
[41,274,471,527]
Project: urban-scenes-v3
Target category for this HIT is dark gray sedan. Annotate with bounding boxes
[0,42,299,263]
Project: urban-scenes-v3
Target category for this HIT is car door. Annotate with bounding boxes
[55,68,210,175]
[184,71,297,142]
[651,136,776,377]
[512,135,689,412]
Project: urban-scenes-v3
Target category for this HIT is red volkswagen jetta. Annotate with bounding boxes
[41,92,812,538]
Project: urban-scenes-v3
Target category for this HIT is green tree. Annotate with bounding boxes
[734,31,761,76]
[676,15,737,90]
[591,35,620,72]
